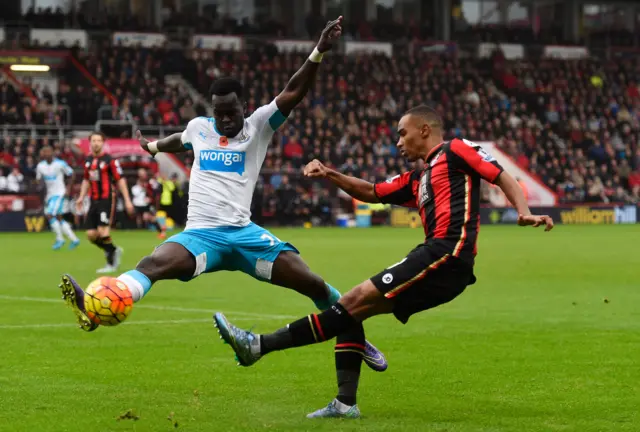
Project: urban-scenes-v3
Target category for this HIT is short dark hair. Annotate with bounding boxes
[209,77,244,99]
[89,131,106,141]
[404,105,443,129]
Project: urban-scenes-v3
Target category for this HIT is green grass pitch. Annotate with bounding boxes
[1,225,638,432]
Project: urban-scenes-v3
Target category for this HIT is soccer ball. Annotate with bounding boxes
[84,277,134,326]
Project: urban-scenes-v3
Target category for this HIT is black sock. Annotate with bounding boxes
[100,236,117,264]
[260,327,292,354]
[334,323,365,406]
[152,221,163,233]
[260,303,357,355]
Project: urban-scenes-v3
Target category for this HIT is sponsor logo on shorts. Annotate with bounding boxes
[382,273,394,284]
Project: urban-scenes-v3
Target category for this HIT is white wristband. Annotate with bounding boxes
[308,46,324,63]
[147,141,159,154]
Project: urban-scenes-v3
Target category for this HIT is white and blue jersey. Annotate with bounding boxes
[180,99,286,229]
[164,99,297,281]
[36,159,73,216]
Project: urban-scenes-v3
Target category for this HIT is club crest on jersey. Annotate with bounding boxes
[199,150,245,175]
[237,129,250,143]
[430,151,442,167]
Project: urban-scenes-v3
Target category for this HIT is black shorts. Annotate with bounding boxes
[85,199,114,230]
[135,205,154,215]
[370,244,476,324]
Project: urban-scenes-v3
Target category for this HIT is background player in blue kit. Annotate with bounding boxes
[36,146,80,250]
[60,16,388,374]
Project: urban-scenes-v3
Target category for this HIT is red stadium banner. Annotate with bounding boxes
[75,138,148,158]
[0,195,42,213]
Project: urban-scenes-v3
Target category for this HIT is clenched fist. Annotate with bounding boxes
[303,160,329,178]
[517,214,554,231]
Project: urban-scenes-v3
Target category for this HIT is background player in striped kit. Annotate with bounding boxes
[75,132,135,273]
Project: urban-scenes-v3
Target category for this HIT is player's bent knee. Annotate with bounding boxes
[273,251,324,287]
[136,243,196,282]
[86,231,98,242]
[339,280,391,320]
[135,254,176,282]
[135,255,160,276]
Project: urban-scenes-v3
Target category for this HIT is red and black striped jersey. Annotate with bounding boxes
[83,153,123,201]
[374,138,504,265]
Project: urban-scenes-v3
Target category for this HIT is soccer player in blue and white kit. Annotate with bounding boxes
[36,146,80,250]
[59,17,388,377]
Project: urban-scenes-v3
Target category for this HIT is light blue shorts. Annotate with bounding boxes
[162,223,298,282]
[45,196,66,216]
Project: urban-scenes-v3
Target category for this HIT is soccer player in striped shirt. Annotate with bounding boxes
[214,105,554,419]
[76,132,135,273]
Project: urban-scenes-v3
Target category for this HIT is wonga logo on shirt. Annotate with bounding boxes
[199,150,246,175]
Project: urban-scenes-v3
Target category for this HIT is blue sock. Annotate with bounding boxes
[117,270,153,302]
[314,283,342,311]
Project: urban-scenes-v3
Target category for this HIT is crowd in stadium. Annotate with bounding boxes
[2,22,640,221]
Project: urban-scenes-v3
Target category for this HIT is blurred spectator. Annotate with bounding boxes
[7,167,25,193]
[2,35,640,225]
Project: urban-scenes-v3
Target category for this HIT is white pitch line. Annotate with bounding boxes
[0,295,296,320]
[0,318,212,329]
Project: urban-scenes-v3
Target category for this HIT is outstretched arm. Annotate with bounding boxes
[275,16,343,116]
[137,131,185,154]
[450,138,554,231]
[495,171,554,231]
[137,131,186,155]
[495,171,530,216]
[304,160,379,203]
